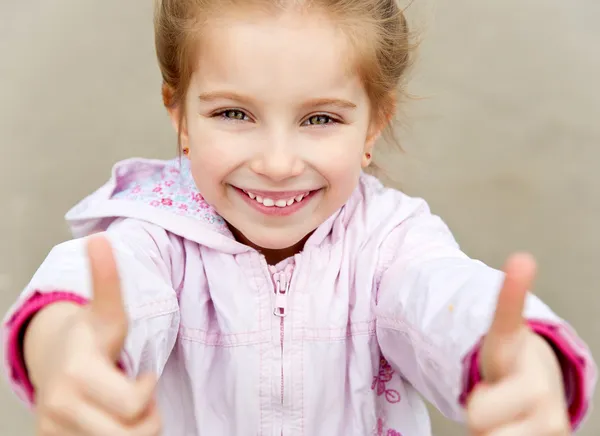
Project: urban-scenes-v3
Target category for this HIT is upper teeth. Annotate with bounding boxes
[245,191,310,207]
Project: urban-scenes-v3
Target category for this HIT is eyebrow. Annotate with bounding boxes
[301,98,357,110]
[198,91,357,110]
[198,91,253,105]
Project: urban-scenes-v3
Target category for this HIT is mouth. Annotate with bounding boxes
[242,189,312,207]
[232,186,321,216]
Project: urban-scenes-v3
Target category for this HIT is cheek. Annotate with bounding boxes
[311,136,364,181]
[330,164,362,199]
[187,134,230,199]
[187,121,243,179]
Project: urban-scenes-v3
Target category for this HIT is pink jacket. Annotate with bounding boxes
[3,158,596,435]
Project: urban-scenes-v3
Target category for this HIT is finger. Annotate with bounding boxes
[81,361,157,423]
[36,414,72,436]
[87,234,128,359]
[467,376,535,432]
[62,400,161,436]
[489,253,536,339]
[138,396,163,435]
[485,420,532,436]
[482,253,537,381]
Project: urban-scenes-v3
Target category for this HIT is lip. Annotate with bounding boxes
[238,189,311,201]
[232,186,320,217]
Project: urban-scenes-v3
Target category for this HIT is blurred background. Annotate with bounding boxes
[0,1,598,434]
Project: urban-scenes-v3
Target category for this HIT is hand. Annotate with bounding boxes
[466,253,570,436]
[35,235,162,436]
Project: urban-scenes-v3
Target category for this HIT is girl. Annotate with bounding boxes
[3,1,596,435]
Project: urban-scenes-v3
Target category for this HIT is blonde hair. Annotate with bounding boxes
[155,0,415,154]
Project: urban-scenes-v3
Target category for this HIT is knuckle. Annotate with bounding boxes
[126,395,147,418]
[62,358,89,383]
[42,387,68,414]
[41,385,81,423]
[120,397,145,421]
[526,383,548,405]
[135,406,162,436]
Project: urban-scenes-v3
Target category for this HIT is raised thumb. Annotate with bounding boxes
[480,253,536,382]
[87,234,128,361]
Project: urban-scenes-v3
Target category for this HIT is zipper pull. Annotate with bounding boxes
[273,271,290,317]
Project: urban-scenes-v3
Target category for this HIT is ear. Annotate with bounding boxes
[162,84,190,150]
[362,125,381,168]
[364,93,397,151]
[363,107,396,168]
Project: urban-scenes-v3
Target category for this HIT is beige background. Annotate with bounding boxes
[0,1,598,434]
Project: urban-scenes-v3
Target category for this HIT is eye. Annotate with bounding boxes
[215,109,250,121]
[303,114,337,126]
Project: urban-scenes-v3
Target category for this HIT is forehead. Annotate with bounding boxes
[192,11,365,100]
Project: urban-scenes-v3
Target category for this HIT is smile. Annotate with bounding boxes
[233,186,320,216]
[243,190,310,208]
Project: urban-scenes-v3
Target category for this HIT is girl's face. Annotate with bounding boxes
[175,11,382,252]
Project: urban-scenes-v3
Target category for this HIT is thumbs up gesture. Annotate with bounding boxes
[33,235,162,436]
[466,254,570,435]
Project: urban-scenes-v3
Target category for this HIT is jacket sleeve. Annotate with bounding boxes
[374,203,596,430]
[2,218,182,408]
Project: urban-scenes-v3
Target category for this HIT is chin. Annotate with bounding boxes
[241,227,311,251]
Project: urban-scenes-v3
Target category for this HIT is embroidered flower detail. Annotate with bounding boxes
[191,193,203,203]
[377,418,402,436]
[372,357,401,403]
[110,159,230,235]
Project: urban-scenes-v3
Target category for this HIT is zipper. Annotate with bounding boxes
[270,264,293,435]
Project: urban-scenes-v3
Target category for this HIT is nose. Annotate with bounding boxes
[249,139,305,182]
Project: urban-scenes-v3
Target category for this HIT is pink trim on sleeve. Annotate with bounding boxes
[4,291,88,406]
[458,320,593,431]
